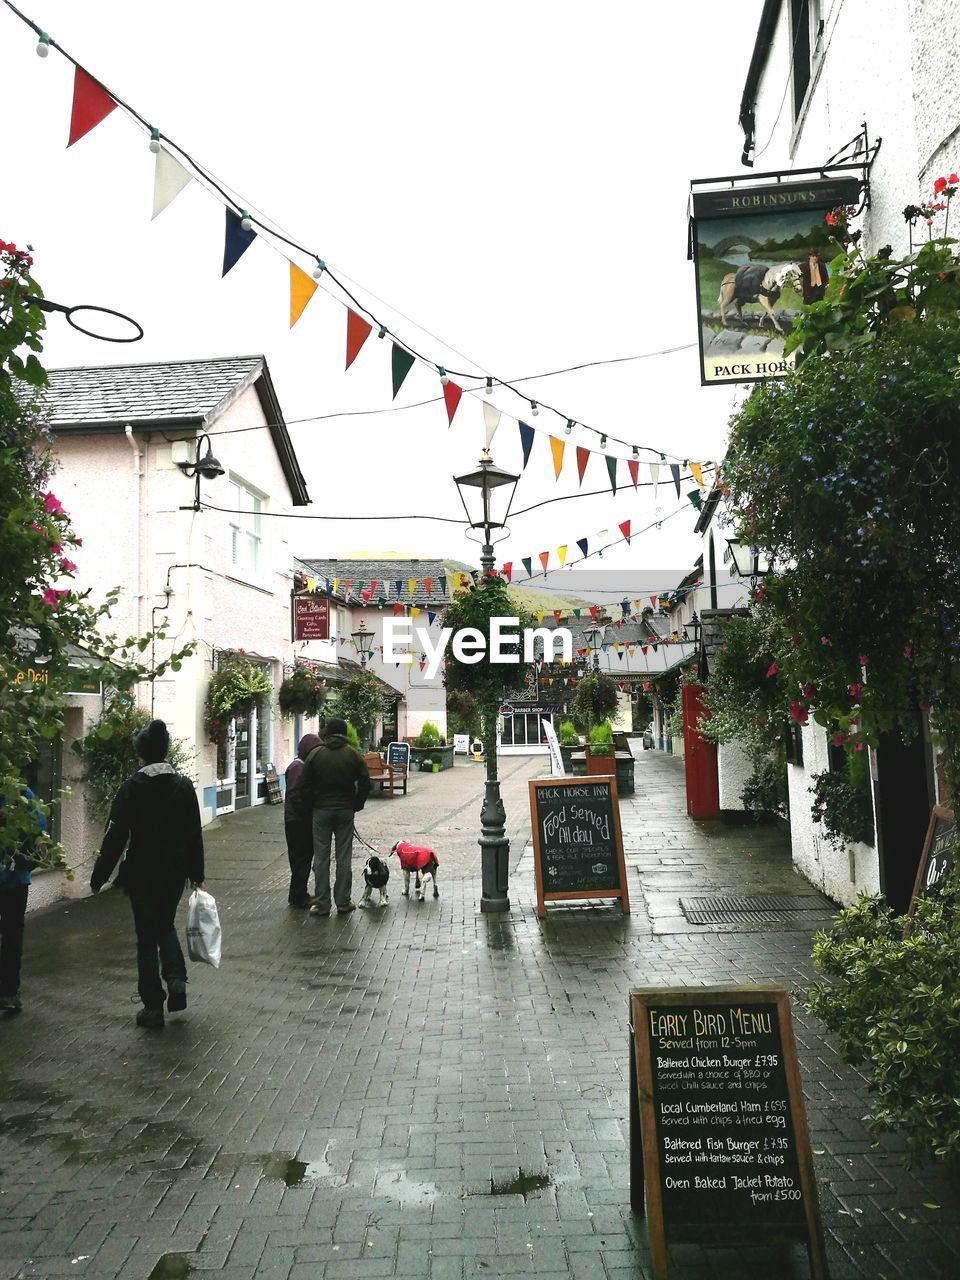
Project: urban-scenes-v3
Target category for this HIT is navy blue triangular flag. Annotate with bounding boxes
[519,421,535,469]
[395,580,403,597]
[670,463,681,498]
[223,209,256,277]
[576,538,588,558]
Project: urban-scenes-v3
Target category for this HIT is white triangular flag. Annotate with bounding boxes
[152,147,193,220]
[482,400,501,449]
[649,462,660,504]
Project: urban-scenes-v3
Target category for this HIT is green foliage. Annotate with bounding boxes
[442,574,534,758]
[446,687,479,739]
[343,721,361,752]
[810,750,875,849]
[741,754,788,819]
[807,873,960,1169]
[558,720,580,747]
[278,664,326,718]
[0,243,193,872]
[72,694,194,815]
[328,671,387,747]
[723,229,960,791]
[573,672,619,731]
[204,655,272,745]
[414,720,443,748]
[588,720,614,751]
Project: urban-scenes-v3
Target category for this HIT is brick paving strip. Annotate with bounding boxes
[1,750,958,1279]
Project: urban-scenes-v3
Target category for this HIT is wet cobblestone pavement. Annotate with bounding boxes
[2,749,958,1278]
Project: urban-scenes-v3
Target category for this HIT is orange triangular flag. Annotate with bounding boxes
[68,68,117,147]
[539,551,550,572]
[443,380,463,425]
[576,447,590,485]
[346,309,373,369]
[690,461,705,489]
[290,263,318,328]
[549,436,565,480]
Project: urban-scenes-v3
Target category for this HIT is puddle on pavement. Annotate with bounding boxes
[262,1145,340,1187]
[488,1169,552,1199]
[147,1255,192,1280]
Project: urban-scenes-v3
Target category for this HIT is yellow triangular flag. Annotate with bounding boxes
[549,436,565,480]
[536,609,544,624]
[290,262,318,328]
[411,607,421,621]
[690,461,705,489]
[408,578,417,597]
[306,577,315,592]
[557,545,567,567]
[332,578,339,595]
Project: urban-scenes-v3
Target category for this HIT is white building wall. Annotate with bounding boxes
[787,721,880,906]
[909,1,960,191]
[718,742,754,813]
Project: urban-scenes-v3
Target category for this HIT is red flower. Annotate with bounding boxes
[950,174,959,185]
[825,211,837,226]
[802,682,816,702]
[832,733,844,747]
[41,491,65,515]
[765,660,778,678]
[788,700,809,725]
[934,176,948,194]
[848,683,861,699]
[61,558,77,574]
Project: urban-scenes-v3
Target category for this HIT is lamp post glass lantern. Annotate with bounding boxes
[176,432,225,511]
[584,622,605,671]
[351,620,375,670]
[452,450,520,915]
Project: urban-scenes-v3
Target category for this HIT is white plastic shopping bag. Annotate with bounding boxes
[186,888,222,968]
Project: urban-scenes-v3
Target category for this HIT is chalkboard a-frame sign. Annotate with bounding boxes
[907,805,955,917]
[528,776,629,918]
[629,985,827,1280]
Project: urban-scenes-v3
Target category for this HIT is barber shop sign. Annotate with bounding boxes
[689,175,861,384]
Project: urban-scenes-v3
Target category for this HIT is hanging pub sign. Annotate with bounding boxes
[690,175,862,386]
[293,595,330,641]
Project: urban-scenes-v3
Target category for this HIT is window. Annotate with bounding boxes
[226,476,262,577]
[790,0,823,126]
[784,720,804,767]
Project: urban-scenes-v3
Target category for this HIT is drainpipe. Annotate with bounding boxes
[124,425,144,641]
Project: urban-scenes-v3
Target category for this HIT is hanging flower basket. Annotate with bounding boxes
[278,665,326,718]
[204,655,272,745]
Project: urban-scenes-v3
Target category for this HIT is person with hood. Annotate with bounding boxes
[90,719,204,1029]
[283,731,321,908]
[292,718,370,916]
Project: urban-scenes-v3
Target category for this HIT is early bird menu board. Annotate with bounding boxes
[528,776,629,917]
[629,985,826,1280]
[908,805,955,915]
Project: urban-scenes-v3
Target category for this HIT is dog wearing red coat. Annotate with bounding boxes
[391,840,439,902]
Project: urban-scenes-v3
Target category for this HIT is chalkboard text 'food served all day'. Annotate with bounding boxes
[528,777,629,916]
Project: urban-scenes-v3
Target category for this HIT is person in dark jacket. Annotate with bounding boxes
[90,720,204,1029]
[284,732,321,908]
[0,779,47,1014]
[292,719,370,916]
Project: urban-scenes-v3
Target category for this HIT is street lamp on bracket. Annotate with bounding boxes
[725,538,774,590]
[452,449,521,915]
[176,433,225,511]
[351,619,375,670]
[583,621,606,672]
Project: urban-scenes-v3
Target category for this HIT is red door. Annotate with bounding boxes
[682,682,719,819]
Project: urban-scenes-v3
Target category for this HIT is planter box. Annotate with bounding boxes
[410,743,455,772]
[559,744,580,774]
[585,744,616,776]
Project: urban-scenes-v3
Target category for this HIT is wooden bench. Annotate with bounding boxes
[363,752,407,797]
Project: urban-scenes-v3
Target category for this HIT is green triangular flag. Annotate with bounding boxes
[522,557,532,578]
[687,489,703,511]
[392,343,416,399]
[440,574,448,596]
[606,455,618,495]
[573,608,581,619]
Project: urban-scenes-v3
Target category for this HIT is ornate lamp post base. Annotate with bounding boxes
[479,774,510,913]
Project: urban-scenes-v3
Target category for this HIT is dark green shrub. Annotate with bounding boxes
[810,748,874,848]
[588,720,614,751]
[807,872,960,1169]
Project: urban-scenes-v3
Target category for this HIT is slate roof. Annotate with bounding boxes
[43,356,310,506]
[299,559,474,607]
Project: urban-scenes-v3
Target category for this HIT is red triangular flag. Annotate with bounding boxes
[346,310,373,370]
[589,605,597,620]
[554,610,562,624]
[502,562,513,582]
[576,447,590,485]
[628,459,639,489]
[424,577,433,595]
[650,595,658,607]
[393,602,402,615]
[619,520,631,545]
[68,68,117,147]
[539,551,550,572]
[443,380,463,426]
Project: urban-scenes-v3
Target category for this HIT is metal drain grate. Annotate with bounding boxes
[679,893,831,926]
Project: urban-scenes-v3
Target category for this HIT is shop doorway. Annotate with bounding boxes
[874,714,935,913]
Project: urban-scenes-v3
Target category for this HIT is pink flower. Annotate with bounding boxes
[859,655,868,665]
[49,543,62,555]
[788,700,809,725]
[904,643,913,660]
[41,588,68,608]
[41,492,65,515]
[832,733,844,747]
[802,682,816,701]
[61,558,77,574]
[766,661,778,678]
[853,741,865,752]
[848,683,861,699]
[820,635,832,646]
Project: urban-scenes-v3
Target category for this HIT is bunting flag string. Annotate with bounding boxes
[6,9,714,471]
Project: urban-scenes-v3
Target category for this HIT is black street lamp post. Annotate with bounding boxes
[583,621,605,672]
[176,433,225,511]
[453,449,520,914]
[351,619,375,670]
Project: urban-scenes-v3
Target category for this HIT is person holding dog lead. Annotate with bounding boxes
[284,731,321,908]
[293,718,370,917]
[90,719,205,1029]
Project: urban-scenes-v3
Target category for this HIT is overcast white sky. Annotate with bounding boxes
[2,0,762,593]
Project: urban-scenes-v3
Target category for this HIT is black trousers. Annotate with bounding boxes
[285,818,313,904]
[0,885,29,998]
[129,888,186,1010]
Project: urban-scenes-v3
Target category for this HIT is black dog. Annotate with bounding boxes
[359,855,390,908]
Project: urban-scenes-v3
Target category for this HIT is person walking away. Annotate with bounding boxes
[0,778,47,1013]
[284,732,321,908]
[293,718,370,917]
[90,720,204,1029]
